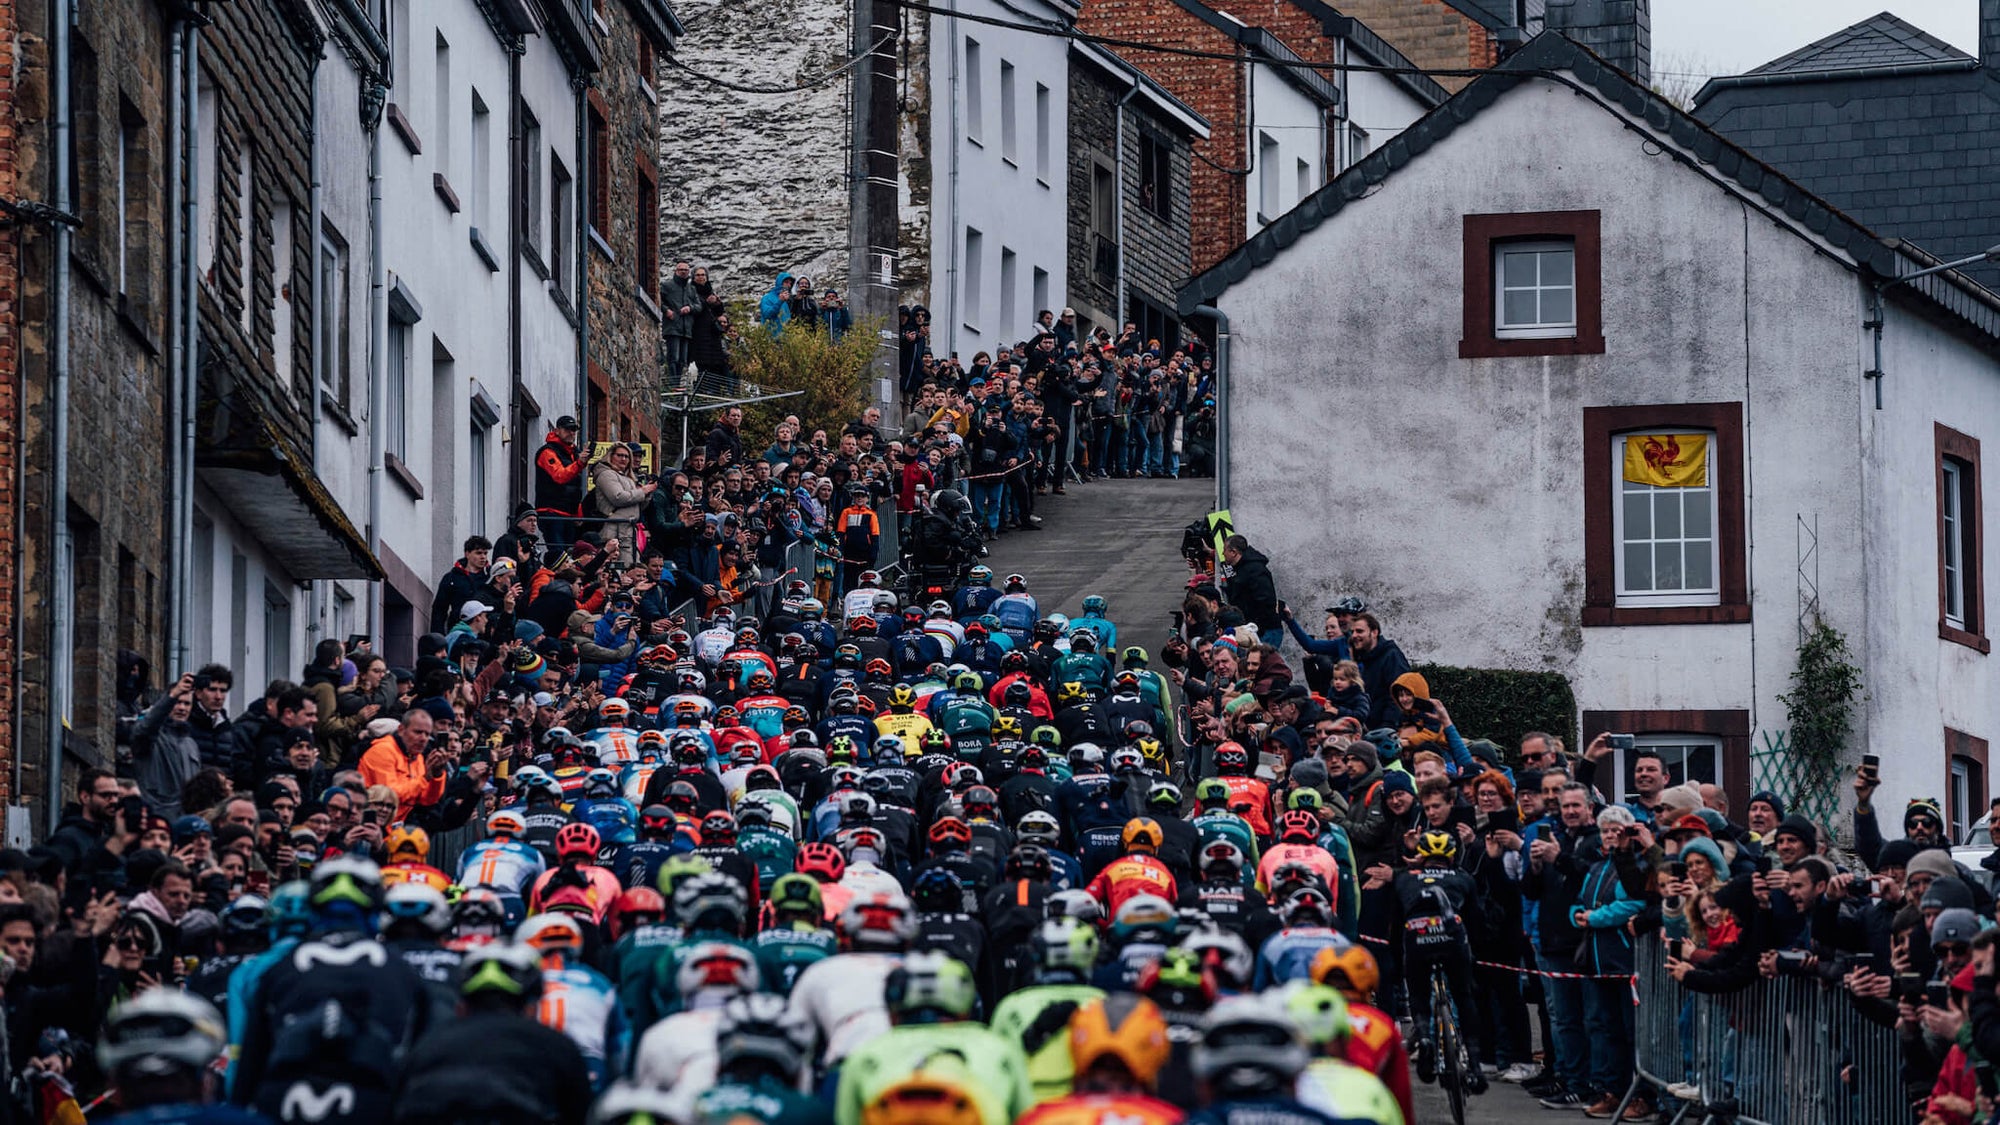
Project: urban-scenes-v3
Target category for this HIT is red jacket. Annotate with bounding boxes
[1085,855,1178,916]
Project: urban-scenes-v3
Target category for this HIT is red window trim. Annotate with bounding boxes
[636,157,659,295]
[1460,210,1605,359]
[1948,726,1991,833]
[1582,402,1749,627]
[1937,423,1988,654]
[585,94,610,237]
[1580,709,1751,822]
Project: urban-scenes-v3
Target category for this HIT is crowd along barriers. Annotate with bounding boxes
[1627,937,1910,1125]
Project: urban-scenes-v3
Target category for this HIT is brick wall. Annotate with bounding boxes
[15,0,170,794]
[1330,0,1495,90]
[587,0,670,445]
[1077,0,1245,273]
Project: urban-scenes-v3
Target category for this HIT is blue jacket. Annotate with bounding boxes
[1573,855,1642,975]
[758,272,794,331]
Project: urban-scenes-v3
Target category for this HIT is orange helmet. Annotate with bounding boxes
[1311,942,1381,1003]
[1069,993,1172,1089]
[385,825,430,863]
[928,817,973,851]
[862,1072,982,1125]
[1121,818,1164,855]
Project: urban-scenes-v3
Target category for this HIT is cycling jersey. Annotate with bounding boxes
[536,956,629,1092]
[835,1023,1032,1125]
[571,796,641,844]
[589,727,641,766]
[1017,1092,1183,1125]
[789,951,902,1067]
[382,861,452,892]
[529,864,622,922]
[1296,1059,1405,1125]
[632,1008,722,1117]
[1344,1001,1413,1125]
[1254,927,1350,989]
[1084,855,1177,915]
[695,1076,835,1125]
[988,984,1106,1100]
[1187,1095,1381,1125]
[457,837,548,896]
[752,924,838,995]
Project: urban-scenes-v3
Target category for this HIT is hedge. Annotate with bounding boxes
[1411,663,1577,763]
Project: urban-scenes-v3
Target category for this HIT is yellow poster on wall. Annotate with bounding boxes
[584,442,655,491]
[1623,434,1708,488]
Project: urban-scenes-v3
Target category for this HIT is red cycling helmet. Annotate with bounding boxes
[609,887,667,941]
[554,822,602,861]
[1278,809,1322,843]
[701,811,739,845]
[928,817,973,850]
[797,842,847,884]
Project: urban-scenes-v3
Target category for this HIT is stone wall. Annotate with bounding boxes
[1120,95,1196,321]
[1066,63,1118,323]
[591,0,671,446]
[1066,61,1197,334]
[657,0,853,300]
[895,7,929,306]
[1333,0,1496,91]
[17,0,171,785]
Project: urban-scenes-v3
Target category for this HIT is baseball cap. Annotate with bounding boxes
[531,691,557,708]
[459,601,494,621]
[555,415,580,431]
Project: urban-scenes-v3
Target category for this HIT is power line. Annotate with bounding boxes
[665,32,898,94]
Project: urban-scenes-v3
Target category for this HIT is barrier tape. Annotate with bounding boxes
[1354,930,1638,982]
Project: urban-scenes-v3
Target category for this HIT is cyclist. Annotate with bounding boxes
[1085,819,1178,915]
[753,873,839,995]
[693,993,835,1125]
[1014,995,1182,1125]
[518,912,628,1093]
[631,942,764,1111]
[1282,985,1406,1125]
[528,822,621,923]
[1257,811,1341,901]
[456,810,547,912]
[1184,998,1364,1125]
[789,890,919,1070]
[1253,886,1350,988]
[1182,840,1279,949]
[988,917,1108,1100]
[1309,944,1412,1125]
[570,767,641,845]
[1390,829,1486,1094]
[381,825,452,892]
[834,953,1032,1125]
[97,991,262,1125]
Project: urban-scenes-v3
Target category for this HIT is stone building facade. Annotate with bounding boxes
[16,0,173,794]
[1333,0,1505,91]
[657,0,853,295]
[1066,44,1205,346]
[588,0,677,447]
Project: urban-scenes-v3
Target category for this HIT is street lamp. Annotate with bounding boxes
[1864,243,2000,410]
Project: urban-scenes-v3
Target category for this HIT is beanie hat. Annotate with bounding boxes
[1931,907,1981,948]
[1876,838,1923,873]
[1747,790,1786,820]
[1341,741,1380,773]
[1289,757,1329,791]
[1907,848,1960,882]
[1678,836,1726,875]
[1922,877,1975,914]
[1907,798,1946,832]
[1774,815,1818,851]
[1380,771,1416,798]
[510,649,547,681]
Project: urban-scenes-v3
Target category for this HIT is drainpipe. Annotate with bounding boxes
[45,0,74,826]
[1113,69,1139,326]
[306,44,325,644]
[178,26,202,695]
[573,79,587,434]
[364,112,386,641]
[165,21,186,678]
[1191,304,1229,510]
[942,0,960,355]
[507,44,522,523]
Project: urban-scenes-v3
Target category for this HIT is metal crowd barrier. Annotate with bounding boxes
[1628,938,1909,1125]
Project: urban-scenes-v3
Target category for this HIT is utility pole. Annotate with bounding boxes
[849,0,901,412]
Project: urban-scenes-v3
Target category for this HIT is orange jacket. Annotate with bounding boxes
[357,735,448,822]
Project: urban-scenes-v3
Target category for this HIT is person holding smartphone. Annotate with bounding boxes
[357,709,450,823]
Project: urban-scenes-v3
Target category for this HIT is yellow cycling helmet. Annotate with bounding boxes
[385,825,430,863]
[887,684,917,710]
[1070,994,1171,1089]
[1414,828,1460,864]
[1122,817,1164,855]
[1310,943,1382,1003]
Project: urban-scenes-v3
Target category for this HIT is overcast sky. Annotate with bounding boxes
[1651,0,1981,81]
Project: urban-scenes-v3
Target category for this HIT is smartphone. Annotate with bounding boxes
[1488,807,1519,833]
[1607,733,1636,752]
[361,808,379,827]
[1861,753,1881,770]
[120,795,146,834]
[1928,981,1953,1010]
[247,870,272,896]
[1666,860,1689,881]
[1449,804,1478,831]
[1669,938,1687,960]
[1775,949,1811,971]
[1896,972,1926,999]
[1754,851,1775,875]
[346,634,371,650]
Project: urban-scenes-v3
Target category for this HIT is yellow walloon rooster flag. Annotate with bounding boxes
[1623,434,1709,488]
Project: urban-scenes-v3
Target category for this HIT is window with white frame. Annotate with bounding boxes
[386,320,409,460]
[1495,239,1576,339]
[1609,735,1721,805]
[1951,755,1974,842]
[1944,457,1968,628]
[965,39,983,143]
[317,224,350,409]
[1614,430,1720,607]
[999,61,1017,163]
[962,227,982,331]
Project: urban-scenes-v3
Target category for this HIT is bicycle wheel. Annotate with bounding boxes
[1434,969,1467,1125]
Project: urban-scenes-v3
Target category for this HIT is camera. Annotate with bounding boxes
[1774,949,1812,972]
[1607,733,1636,752]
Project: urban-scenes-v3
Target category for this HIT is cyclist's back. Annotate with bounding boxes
[1295,1058,1405,1125]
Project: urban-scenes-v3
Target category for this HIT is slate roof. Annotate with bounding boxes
[1736,12,1970,79]
[1174,31,2000,347]
[1691,14,2000,291]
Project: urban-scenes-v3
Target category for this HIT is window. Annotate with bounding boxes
[1349,123,1371,164]
[196,73,218,284]
[1460,210,1604,358]
[1948,729,1990,843]
[1139,132,1171,221]
[1032,267,1048,325]
[236,143,254,334]
[638,32,655,89]
[318,223,350,408]
[469,423,489,536]
[520,107,543,258]
[433,33,452,174]
[390,0,411,95]
[1090,158,1116,280]
[469,90,490,229]
[587,97,609,236]
[1000,61,1017,163]
[1938,424,1986,650]
[1034,82,1050,182]
[1256,133,1279,224]
[1581,709,1752,818]
[271,197,293,383]
[1613,430,1718,607]
[636,160,659,303]
[1603,736,1721,806]
[999,247,1017,335]
[117,106,144,296]
[1495,240,1575,339]
[965,39,983,143]
[551,154,573,291]
[962,227,982,331]
[1295,157,1310,208]
[386,320,409,461]
[263,583,291,690]
[1582,403,1748,626]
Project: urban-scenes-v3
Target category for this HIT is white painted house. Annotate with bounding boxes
[929,0,1076,356]
[1179,32,2000,830]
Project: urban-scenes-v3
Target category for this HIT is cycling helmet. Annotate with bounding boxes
[309,854,385,913]
[1213,742,1250,774]
[1194,777,1231,810]
[968,565,993,584]
[675,940,761,1002]
[873,734,907,763]
[1181,928,1254,991]
[673,872,750,933]
[1278,809,1321,843]
[458,939,544,1005]
[655,854,714,898]
[1146,781,1182,810]
[1112,895,1179,942]
[1122,646,1150,667]
[1284,984,1352,1051]
[1122,817,1164,855]
[858,570,882,587]
[735,801,774,830]
[1002,682,1033,708]
[97,990,227,1079]
[1198,839,1246,879]
[581,768,619,798]
[767,873,824,921]
[827,735,860,765]
[1414,828,1460,864]
[746,670,776,692]
[1006,844,1054,882]
[799,599,826,621]
[1001,651,1030,673]
[516,913,586,954]
[1004,573,1028,592]
[840,825,889,863]
[796,842,847,884]
[1278,886,1333,928]
[700,810,739,846]
[927,817,973,851]
[1310,943,1382,1002]
[219,894,268,943]
[385,825,431,863]
[382,883,451,937]
[487,809,528,838]
[1034,620,1062,643]
[911,867,965,913]
[884,951,978,1022]
[600,697,631,720]
[638,804,678,839]
[672,738,709,768]
[839,889,919,952]
[887,684,917,710]
[1286,788,1324,812]
[452,887,511,938]
[1047,888,1106,925]
[593,1082,684,1125]
[1081,594,1108,616]
[1070,993,1171,1089]
[1070,742,1106,771]
[1016,810,1061,846]
[1108,747,1146,775]
[1192,996,1311,1096]
[1031,916,1099,977]
[663,780,703,814]
[961,786,1000,821]
[554,822,603,862]
[610,887,668,941]
[715,993,817,1084]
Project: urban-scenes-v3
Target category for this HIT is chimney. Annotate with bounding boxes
[1984,0,2000,71]
[1546,0,1651,86]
